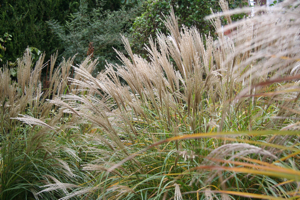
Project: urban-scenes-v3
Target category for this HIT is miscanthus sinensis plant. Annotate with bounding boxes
[11,0,300,199]
[0,50,95,199]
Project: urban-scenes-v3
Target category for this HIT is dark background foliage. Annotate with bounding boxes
[46,0,143,72]
[130,0,248,56]
[0,0,79,64]
[130,0,219,54]
[0,0,246,72]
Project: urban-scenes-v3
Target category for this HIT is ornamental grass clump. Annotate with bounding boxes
[10,0,300,199]
[0,49,93,199]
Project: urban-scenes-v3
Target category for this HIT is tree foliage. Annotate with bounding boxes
[130,0,249,55]
[47,0,144,72]
[0,0,81,64]
[130,0,218,53]
[0,32,12,63]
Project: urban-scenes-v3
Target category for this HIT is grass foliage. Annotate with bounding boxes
[1,0,300,199]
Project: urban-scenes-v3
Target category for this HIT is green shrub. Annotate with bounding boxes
[130,0,248,56]
[47,0,144,73]
[0,0,80,64]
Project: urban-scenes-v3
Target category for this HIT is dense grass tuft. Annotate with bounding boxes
[1,0,300,199]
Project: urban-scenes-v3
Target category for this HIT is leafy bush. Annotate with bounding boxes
[0,0,81,64]
[130,0,218,55]
[0,32,12,63]
[47,0,144,73]
[130,0,248,56]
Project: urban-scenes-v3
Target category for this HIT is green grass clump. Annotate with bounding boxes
[1,0,300,199]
